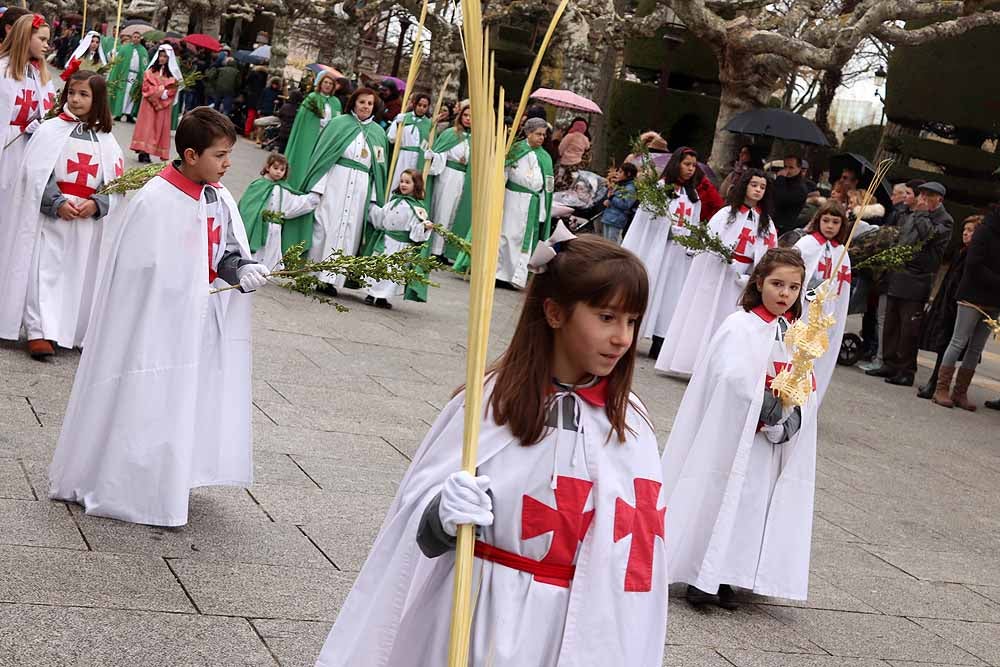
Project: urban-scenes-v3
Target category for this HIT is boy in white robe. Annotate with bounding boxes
[48,108,271,527]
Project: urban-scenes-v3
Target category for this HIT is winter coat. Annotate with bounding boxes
[257,85,281,115]
[210,65,241,97]
[955,210,1000,308]
[920,247,969,352]
[695,177,724,222]
[276,100,299,153]
[771,174,817,234]
[601,179,637,229]
[886,205,954,302]
[244,67,268,108]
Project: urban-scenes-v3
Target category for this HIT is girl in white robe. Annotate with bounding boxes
[656,168,778,378]
[622,147,704,356]
[314,228,668,667]
[662,247,818,608]
[364,169,432,308]
[386,93,432,192]
[793,202,853,405]
[0,15,56,203]
[426,101,471,260]
[0,71,123,359]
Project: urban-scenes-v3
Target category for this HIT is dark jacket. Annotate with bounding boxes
[257,85,281,115]
[210,64,242,97]
[886,204,954,302]
[771,175,816,234]
[276,99,299,153]
[244,67,268,108]
[920,247,969,352]
[955,210,1000,308]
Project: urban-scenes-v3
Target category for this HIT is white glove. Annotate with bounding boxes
[734,272,750,288]
[439,471,493,537]
[24,118,41,134]
[671,225,690,238]
[319,117,330,128]
[237,263,270,292]
[424,149,435,161]
[761,423,785,444]
[160,90,169,100]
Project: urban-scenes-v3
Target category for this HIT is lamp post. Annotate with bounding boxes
[874,66,887,126]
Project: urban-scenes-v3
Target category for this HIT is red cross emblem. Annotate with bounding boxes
[521,476,595,588]
[837,265,851,296]
[207,217,221,283]
[675,201,692,226]
[734,226,755,255]
[767,362,816,391]
[114,157,124,178]
[13,89,37,128]
[66,152,99,187]
[763,231,777,249]
[817,256,833,280]
[43,91,56,112]
[613,478,666,592]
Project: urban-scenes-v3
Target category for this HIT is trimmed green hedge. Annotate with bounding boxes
[888,164,1000,203]
[896,135,1000,175]
[840,125,883,163]
[624,32,720,83]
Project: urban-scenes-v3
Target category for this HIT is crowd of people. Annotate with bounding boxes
[0,8,998,666]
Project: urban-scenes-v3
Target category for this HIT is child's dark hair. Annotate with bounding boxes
[59,71,113,133]
[804,201,849,245]
[175,106,237,157]
[394,168,425,200]
[660,147,702,202]
[260,152,289,177]
[620,162,638,180]
[410,92,431,109]
[740,247,806,319]
[484,235,650,445]
[727,167,773,236]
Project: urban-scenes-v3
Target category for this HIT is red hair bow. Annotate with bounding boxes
[32,14,47,29]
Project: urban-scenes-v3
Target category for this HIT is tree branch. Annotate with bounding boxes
[874,9,1000,44]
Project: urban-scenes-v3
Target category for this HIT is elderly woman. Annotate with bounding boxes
[555,117,591,190]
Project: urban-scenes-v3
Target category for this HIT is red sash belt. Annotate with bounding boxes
[9,120,27,130]
[474,540,575,586]
[732,253,752,264]
[58,182,97,198]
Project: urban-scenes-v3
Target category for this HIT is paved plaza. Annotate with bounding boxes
[0,126,999,666]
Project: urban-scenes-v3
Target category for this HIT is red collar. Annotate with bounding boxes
[739,204,762,215]
[810,230,840,247]
[159,163,221,200]
[551,377,608,408]
[58,112,76,122]
[751,305,795,323]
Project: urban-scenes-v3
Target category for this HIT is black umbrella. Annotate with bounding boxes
[234,49,267,65]
[829,153,893,209]
[725,108,830,146]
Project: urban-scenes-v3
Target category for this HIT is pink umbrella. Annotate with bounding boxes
[529,88,602,114]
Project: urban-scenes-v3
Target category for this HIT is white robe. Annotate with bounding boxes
[661,307,818,601]
[0,58,57,202]
[314,384,668,667]
[794,231,852,405]
[497,151,546,288]
[655,206,777,378]
[309,125,377,288]
[386,113,427,192]
[48,168,255,527]
[365,199,431,300]
[622,186,701,340]
[122,49,142,116]
[0,115,123,347]
[253,187,320,270]
[427,135,470,256]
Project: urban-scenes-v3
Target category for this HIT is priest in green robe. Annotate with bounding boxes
[284,72,341,186]
[108,33,149,121]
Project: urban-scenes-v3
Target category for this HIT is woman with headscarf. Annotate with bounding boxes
[284,71,340,186]
[61,30,106,79]
[129,44,183,163]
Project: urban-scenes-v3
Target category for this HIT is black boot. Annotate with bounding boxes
[137,152,150,163]
[716,584,739,610]
[985,397,1000,410]
[685,585,716,608]
[918,352,944,399]
[318,283,339,297]
[865,365,895,378]
[648,336,664,359]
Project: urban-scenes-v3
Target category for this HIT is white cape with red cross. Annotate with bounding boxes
[314,381,669,667]
[47,172,255,527]
[661,307,819,601]
[0,114,123,345]
[794,231,852,405]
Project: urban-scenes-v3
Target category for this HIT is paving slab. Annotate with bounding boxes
[168,557,355,621]
[0,499,86,550]
[0,603,278,667]
[864,546,1000,587]
[907,618,1000,667]
[248,483,394,526]
[250,618,331,667]
[0,459,33,500]
[299,518,382,572]
[253,451,320,488]
[0,422,59,461]
[718,649,892,666]
[833,574,1000,622]
[663,646,734,666]
[664,600,825,654]
[749,573,878,614]
[253,423,406,461]
[0,395,40,429]
[808,541,915,581]
[0,370,73,401]
[0,545,192,612]
[291,453,410,495]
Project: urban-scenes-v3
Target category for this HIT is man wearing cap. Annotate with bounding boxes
[869,181,953,386]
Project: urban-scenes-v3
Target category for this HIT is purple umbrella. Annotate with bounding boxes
[626,151,718,184]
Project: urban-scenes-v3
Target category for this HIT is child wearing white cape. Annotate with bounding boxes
[793,201,853,404]
[0,71,123,359]
[48,108,271,527]
[656,168,778,378]
[314,227,668,667]
[661,247,818,608]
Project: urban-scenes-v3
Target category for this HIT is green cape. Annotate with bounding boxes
[282,113,389,255]
[427,127,472,261]
[285,92,341,186]
[238,177,305,253]
[453,139,552,272]
[107,43,149,117]
[392,111,434,176]
[361,194,431,303]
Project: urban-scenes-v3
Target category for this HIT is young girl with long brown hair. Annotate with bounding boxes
[793,201,852,403]
[314,227,669,667]
[0,14,56,196]
[662,247,819,610]
[0,71,123,359]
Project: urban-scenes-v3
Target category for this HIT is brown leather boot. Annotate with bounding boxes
[952,367,978,412]
[26,339,54,360]
[931,366,955,408]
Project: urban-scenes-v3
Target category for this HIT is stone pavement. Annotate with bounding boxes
[0,125,999,666]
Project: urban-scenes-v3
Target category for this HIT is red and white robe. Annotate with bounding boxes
[0,58,57,198]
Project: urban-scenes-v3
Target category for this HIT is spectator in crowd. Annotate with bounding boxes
[719,144,761,198]
[208,56,241,117]
[932,206,1000,410]
[771,153,820,235]
[275,88,303,154]
[555,117,591,191]
[333,77,353,112]
[830,166,860,207]
[242,64,269,136]
[184,48,212,113]
[867,182,954,386]
[0,6,29,40]
[600,162,638,245]
[883,179,922,227]
[377,79,402,125]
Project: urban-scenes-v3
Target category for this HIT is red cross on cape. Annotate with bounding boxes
[675,201,692,226]
[734,226,755,255]
[13,89,37,128]
[521,476,595,588]
[817,256,833,280]
[207,217,221,283]
[837,265,851,296]
[613,478,666,592]
[66,152,99,187]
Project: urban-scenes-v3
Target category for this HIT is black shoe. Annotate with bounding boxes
[685,585,716,608]
[364,295,375,306]
[917,380,936,399]
[137,152,151,163]
[317,283,339,297]
[374,298,392,309]
[985,398,1000,410]
[716,584,739,610]
[885,373,914,387]
[865,365,894,378]
[649,336,664,360]
[435,254,451,266]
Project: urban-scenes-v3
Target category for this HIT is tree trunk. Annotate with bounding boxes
[269,14,290,78]
[814,68,842,141]
[166,8,190,33]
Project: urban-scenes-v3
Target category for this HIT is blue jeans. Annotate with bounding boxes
[216,96,234,116]
[602,224,623,245]
[942,303,999,370]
